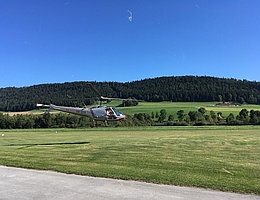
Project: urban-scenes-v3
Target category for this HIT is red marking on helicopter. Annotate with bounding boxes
[89,108,95,118]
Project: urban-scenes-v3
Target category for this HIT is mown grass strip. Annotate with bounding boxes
[0,126,259,194]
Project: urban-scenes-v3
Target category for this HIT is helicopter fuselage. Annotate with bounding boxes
[44,104,126,121]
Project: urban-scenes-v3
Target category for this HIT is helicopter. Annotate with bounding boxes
[36,83,135,126]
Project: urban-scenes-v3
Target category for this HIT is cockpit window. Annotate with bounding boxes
[111,107,123,116]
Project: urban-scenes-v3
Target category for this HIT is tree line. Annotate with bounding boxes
[1,76,260,112]
[0,108,259,129]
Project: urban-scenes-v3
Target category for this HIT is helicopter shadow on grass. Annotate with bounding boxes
[4,141,90,149]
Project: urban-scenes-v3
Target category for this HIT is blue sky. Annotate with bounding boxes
[1,0,260,88]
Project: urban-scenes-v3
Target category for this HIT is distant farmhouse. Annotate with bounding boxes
[216,102,239,106]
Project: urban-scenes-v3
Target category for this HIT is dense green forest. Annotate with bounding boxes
[1,76,260,112]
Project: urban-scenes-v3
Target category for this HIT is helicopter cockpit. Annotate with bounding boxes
[105,107,125,120]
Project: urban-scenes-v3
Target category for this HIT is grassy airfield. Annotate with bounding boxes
[108,101,260,118]
[0,126,259,194]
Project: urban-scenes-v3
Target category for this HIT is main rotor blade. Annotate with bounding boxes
[100,97,131,101]
[87,83,102,98]
[101,97,144,102]
[87,83,143,102]
[36,103,50,108]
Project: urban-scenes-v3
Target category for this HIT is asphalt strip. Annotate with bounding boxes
[0,166,259,200]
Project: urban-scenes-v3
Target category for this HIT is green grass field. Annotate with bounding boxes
[108,101,260,118]
[0,126,259,194]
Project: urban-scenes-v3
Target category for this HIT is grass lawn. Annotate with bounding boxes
[109,101,260,118]
[0,126,259,194]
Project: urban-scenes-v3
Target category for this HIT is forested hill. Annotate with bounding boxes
[1,76,260,112]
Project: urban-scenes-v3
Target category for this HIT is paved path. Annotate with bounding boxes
[1,166,259,200]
